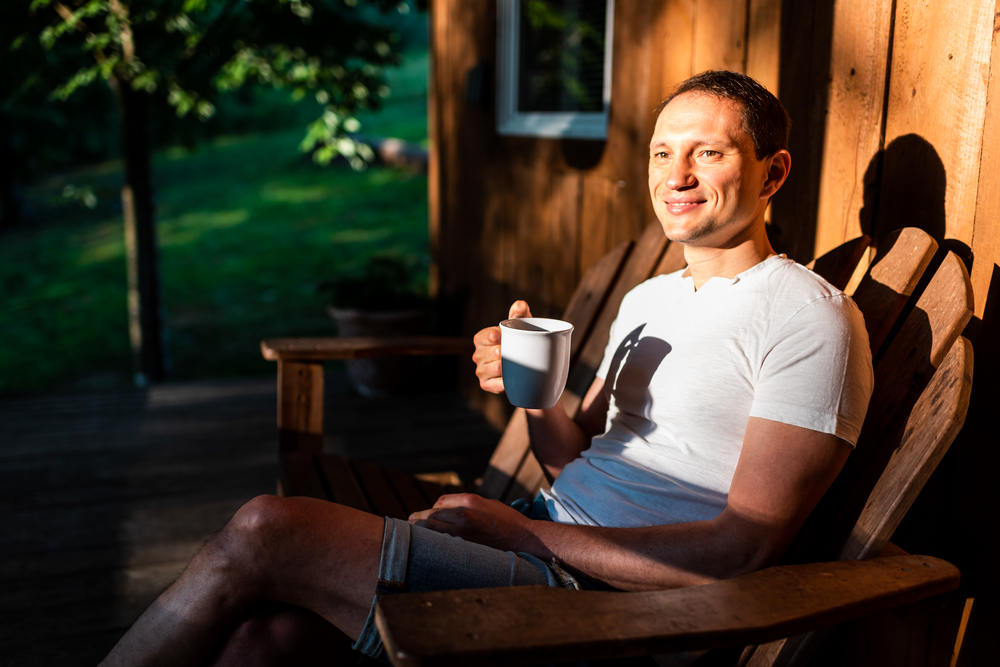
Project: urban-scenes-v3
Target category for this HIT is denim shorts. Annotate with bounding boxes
[352,496,583,658]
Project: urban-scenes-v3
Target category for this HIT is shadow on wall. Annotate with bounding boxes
[863,133,946,249]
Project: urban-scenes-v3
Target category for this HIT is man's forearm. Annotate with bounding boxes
[522,513,774,591]
[524,406,591,479]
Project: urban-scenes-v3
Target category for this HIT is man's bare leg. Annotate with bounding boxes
[99,495,384,667]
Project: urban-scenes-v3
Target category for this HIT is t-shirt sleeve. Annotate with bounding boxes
[750,295,874,446]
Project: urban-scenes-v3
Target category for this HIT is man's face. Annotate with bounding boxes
[647,92,773,248]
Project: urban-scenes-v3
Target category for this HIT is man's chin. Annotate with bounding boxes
[657,221,717,245]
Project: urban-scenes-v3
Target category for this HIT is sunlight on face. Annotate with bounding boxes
[647,93,771,248]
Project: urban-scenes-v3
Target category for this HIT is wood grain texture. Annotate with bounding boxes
[791,246,973,565]
[478,239,634,500]
[693,0,748,73]
[375,555,959,667]
[746,0,782,93]
[970,8,1000,318]
[878,0,993,244]
[261,337,470,362]
[843,336,973,560]
[812,0,893,258]
[807,234,872,291]
[850,227,937,356]
[276,360,324,453]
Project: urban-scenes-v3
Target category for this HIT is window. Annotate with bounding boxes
[497,0,614,139]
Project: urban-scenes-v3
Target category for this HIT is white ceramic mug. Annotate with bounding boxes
[499,317,574,409]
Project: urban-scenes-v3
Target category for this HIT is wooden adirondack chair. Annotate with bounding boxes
[260,223,973,666]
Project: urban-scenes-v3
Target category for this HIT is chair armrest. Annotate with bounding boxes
[261,336,471,362]
[374,554,959,667]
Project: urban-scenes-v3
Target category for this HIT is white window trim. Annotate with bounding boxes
[496,0,614,140]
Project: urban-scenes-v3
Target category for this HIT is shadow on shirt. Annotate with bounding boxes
[601,323,671,440]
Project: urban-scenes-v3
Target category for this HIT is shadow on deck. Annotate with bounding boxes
[0,369,499,665]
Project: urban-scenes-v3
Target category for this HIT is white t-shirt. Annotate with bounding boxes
[541,255,874,528]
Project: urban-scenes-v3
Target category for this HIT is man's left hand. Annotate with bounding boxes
[408,493,539,554]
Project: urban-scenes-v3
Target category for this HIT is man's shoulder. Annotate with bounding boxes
[754,256,849,302]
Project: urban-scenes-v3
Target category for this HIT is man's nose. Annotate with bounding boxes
[666,159,696,189]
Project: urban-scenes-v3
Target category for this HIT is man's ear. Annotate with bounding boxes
[760,150,791,199]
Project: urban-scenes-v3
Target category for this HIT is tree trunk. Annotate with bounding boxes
[113,77,165,384]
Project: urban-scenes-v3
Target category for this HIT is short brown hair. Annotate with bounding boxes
[656,70,790,159]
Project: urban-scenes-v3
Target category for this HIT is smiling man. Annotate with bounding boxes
[101,71,874,666]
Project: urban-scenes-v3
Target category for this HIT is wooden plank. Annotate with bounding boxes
[969,8,1000,318]
[652,236,687,277]
[807,234,871,291]
[812,0,893,258]
[842,336,973,560]
[476,408,532,500]
[317,454,371,512]
[850,227,937,357]
[480,223,667,501]
[477,239,634,500]
[745,0,782,94]
[693,0,748,73]
[375,555,960,667]
[876,251,974,379]
[352,459,409,519]
[792,248,974,563]
[578,175,616,275]
[278,451,328,500]
[276,360,324,454]
[566,221,669,402]
[262,337,470,362]
[382,466,436,516]
[878,0,993,244]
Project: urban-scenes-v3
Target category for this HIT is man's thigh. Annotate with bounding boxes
[352,517,561,657]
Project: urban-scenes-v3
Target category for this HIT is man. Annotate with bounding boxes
[101,70,873,665]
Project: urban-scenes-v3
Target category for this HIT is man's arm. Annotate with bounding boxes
[473,300,610,478]
[411,417,851,590]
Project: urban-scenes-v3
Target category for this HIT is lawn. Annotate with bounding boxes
[0,52,429,396]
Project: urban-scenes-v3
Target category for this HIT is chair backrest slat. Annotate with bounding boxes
[806,234,871,290]
[850,227,938,356]
[789,248,974,563]
[841,335,973,560]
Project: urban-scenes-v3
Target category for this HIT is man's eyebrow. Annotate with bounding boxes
[649,137,740,150]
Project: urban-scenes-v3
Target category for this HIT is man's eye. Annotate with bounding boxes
[653,151,670,159]
[701,150,720,157]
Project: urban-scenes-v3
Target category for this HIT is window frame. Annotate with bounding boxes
[496,0,615,140]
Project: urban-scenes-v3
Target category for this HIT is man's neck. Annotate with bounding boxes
[681,228,776,290]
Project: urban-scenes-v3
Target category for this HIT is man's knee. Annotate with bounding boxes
[224,494,295,555]
[199,495,295,582]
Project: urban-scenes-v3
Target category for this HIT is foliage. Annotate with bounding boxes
[16,0,419,169]
[0,125,429,395]
[520,0,606,112]
[318,251,429,312]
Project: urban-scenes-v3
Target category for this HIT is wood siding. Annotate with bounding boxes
[430,0,1000,662]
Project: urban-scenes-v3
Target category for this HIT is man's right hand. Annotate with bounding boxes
[472,300,533,394]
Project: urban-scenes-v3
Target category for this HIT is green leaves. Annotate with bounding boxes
[22,0,415,167]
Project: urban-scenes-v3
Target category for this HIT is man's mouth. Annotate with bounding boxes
[664,199,705,214]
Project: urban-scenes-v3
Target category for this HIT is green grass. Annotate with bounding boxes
[1,53,429,396]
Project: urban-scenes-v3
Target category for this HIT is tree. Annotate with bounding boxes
[18,0,411,383]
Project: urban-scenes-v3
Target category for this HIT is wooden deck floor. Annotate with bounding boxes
[0,370,499,666]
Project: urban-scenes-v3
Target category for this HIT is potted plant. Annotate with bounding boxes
[319,252,432,397]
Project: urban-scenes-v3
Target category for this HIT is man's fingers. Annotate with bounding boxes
[508,300,533,319]
[473,325,501,347]
[432,493,477,509]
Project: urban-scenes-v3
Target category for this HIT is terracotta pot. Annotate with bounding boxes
[327,307,427,397]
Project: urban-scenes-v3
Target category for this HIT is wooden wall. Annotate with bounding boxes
[430,1,999,662]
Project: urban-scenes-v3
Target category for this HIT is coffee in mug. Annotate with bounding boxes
[499,317,573,409]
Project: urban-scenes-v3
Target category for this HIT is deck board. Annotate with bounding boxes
[0,370,498,665]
